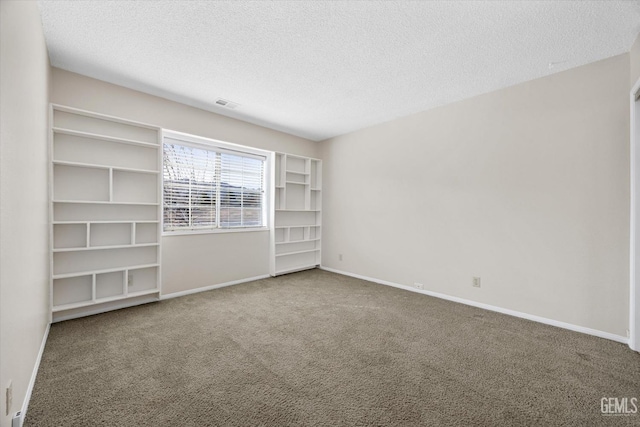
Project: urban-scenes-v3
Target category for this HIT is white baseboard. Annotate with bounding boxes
[320,266,628,344]
[19,322,50,427]
[160,274,271,300]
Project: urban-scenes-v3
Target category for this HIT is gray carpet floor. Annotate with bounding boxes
[26,269,640,426]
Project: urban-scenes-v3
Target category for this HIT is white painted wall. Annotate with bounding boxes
[320,54,630,337]
[0,2,51,425]
[50,69,320,296]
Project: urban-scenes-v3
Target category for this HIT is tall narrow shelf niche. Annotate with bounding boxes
[50,105,162,320]
[270,153,322,276]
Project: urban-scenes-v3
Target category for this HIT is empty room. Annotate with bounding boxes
[2,0,640,426]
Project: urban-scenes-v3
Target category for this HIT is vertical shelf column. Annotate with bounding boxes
[270,153,322,276]
[50,104,162,321]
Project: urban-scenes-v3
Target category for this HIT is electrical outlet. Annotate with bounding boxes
[6,380,12,416]
[414,282,424,290]
[338,254,343,261]
[472,277,481,288]
[127,274,133,287]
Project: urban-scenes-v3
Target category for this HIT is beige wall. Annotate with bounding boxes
[631,33,640,90]
[320,54,630,337]
[0,2,51,425]
[51,69,319,296]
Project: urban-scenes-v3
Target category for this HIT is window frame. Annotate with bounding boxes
[161,130,271,236]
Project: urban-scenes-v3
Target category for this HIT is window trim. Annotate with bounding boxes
[161,129,271,236]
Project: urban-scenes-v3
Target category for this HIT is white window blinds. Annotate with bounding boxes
[163,136,265,232]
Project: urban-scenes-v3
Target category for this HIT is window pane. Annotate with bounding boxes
[219,207,242,228]
[192,206,216,227]
[242,208,262,226]
[164,206,190,229]
[220,153,264,228]
[163,139,264,232]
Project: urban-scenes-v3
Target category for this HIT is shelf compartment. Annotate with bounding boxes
[54,203,157,222]
[53,243,159,253]
[285,172,308,185]
[275,240,319,256]
[90,223,131,247]
[285,156,306,174]
[310,191,322,211]
[52,289,159,312]
[53,110,158,145]
[284,183,305,210]
[53,223,87,249]
[289,226,304,241]
[274,187,285,210]
[52,127,158,149]
[96,271,125,299]
[112,170,158,204]
[274,265,317,275]
[275,250,319,274]
[53,164,109,202]
[275,154,285,187]
[53,200,158,206]
[275,210,319,227]
[310,160,321,189]
[53,246,158,276]
[53,160,158,175]
[127,266,158,294]
[53,275,93,307]
[135,222,158,244]
[275,209,320,212]
[53,220,159,225]
[274,227,286,244]
[53,133,158,171]
[276,238,320,245]
[275,224,321,229]
[53,263,159,280]
[275,248,320,257]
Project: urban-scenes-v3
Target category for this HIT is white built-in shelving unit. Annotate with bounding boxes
[270,153,322,276]
[49,105,162,318]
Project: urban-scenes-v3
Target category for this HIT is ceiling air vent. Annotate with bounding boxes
[215,98,240,109]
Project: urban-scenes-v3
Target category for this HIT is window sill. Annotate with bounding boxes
[162,227,269,237]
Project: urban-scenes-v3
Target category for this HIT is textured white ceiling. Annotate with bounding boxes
[38,1,640,141]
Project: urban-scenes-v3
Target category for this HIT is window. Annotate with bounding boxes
[162,133,267,233]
